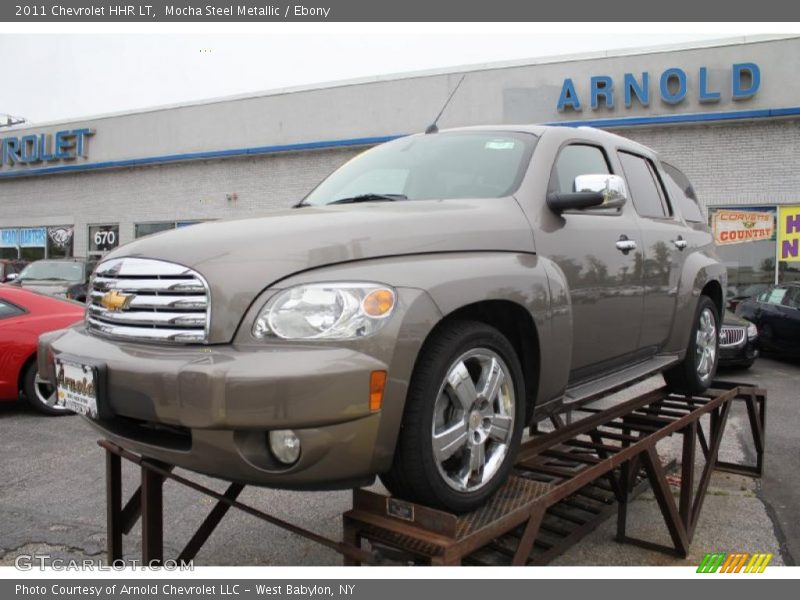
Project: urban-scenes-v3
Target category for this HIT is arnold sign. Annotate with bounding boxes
[711,208,776,246]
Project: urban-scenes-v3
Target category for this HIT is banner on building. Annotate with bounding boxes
[710,207,776,246]
[778,205,800,262]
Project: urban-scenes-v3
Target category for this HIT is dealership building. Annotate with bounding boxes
[1,35,799,294]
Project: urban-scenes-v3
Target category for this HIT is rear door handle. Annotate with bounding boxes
[616,234,637,254]
[672,236,688,250]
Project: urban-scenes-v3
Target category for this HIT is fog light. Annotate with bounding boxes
[268,429,301,465]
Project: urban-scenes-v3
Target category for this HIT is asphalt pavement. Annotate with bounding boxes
[0,357,796,567]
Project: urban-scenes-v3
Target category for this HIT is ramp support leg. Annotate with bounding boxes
[141,460,165,566]
[106,449,123,562]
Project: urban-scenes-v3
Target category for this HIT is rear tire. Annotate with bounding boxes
[22,361,72,416]
[664,296,720,395]
[381,321,526,513]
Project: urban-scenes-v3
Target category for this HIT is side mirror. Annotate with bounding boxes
[547,174,628,213]
[5,273,18,282]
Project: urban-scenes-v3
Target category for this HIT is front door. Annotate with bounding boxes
[538,143,645,380]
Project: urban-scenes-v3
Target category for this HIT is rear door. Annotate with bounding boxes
[617,151,689,355]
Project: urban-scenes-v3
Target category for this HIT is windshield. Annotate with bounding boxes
[18,261,84,282]
[303,131,537,206]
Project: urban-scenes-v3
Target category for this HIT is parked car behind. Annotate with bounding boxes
[40,125,726,512]
[727,283,770,312]
[9,258,96,302]
[736,283,800,359]
[719,313,759,369]
[0,259,26,283]
[0,286,84,414]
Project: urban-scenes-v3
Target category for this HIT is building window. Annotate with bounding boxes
[135,220,207,239]
[0,226,73,260]
[47,226,74,259]
[89,224,120,256]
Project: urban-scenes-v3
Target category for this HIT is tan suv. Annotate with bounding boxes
[41,126,725,512]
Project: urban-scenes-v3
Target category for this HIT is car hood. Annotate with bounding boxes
[724,312,752,328]
[104,198,535,342]
[12,280,71,296]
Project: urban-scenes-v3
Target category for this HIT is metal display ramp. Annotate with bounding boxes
[100,381,765,566]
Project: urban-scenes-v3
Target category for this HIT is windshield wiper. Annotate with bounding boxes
[327,193,408,205]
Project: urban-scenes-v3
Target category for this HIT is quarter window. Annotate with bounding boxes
[0,299,24,319]
[549,145,610,195]
[761,287,787,305]
[662,162,704,223]
[619,152,671,218]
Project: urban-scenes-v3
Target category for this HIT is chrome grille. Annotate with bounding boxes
[86,258,209,343]
[720,326,746,347]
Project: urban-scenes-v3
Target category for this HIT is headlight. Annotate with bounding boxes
[747,322,758,339]
[252,282,396,340]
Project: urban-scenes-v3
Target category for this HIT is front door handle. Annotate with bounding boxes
[616,234,637,254]
[673,236,688,250]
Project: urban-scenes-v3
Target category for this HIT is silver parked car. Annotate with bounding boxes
[41,126,726,512]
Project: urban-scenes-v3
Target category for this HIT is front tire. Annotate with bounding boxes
[23,361,72,416]
[664,296,720,395]
[381,321,526,513]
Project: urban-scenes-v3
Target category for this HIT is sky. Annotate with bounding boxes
[1,32,730,124]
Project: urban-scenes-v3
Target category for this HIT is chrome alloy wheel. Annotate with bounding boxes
[695,307,718,382]
[431,348,515,493]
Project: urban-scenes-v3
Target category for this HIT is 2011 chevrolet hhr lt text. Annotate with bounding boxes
[40,126,725,512]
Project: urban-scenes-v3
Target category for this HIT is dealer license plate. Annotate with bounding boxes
[55,359,99,418]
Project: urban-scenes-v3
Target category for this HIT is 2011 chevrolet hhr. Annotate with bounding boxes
[40,126,725,512]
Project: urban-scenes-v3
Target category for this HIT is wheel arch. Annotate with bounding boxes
[420,299,541,422]
[701,279,724,318]
[17,351,37,396]
[663,252,727,355]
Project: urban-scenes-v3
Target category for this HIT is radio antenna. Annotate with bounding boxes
[425,75,466,134]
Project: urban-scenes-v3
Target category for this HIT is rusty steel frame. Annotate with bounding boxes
[341,382,766,566]
[101,441,376,565]
[100,381,765,567]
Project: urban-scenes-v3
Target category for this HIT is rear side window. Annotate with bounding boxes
[0,299,24,319]
[549,144,610,195]
[618,152,670,218]
[662,162,704,223]
[761,287,787,305]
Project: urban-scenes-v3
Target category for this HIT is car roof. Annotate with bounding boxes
[436,124,659,158]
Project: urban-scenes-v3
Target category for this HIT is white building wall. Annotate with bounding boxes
[3,117,798,256]
[0,146,363,256]
[620,118,800,213]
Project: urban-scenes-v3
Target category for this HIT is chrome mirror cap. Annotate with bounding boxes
[574,174,628,209]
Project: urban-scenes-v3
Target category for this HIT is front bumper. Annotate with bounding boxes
[38,305,431,489]
[719,335,759,367]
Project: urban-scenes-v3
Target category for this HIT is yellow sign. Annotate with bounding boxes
[711,208,775,246]
[779,206,800,262]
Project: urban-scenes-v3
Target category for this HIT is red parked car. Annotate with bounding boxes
[0,285,84,414]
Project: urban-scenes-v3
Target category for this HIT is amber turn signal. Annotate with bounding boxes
[362,288,395,317]
[369,370,387,412]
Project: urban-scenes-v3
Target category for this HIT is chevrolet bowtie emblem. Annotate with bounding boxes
[100,290,133,311]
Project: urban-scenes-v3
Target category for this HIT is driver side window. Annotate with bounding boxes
[549,144,611,195]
